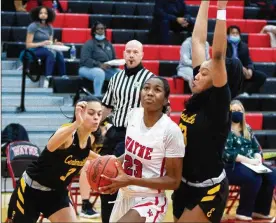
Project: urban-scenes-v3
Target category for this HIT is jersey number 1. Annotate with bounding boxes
[60,168,76,181]
[179,123,187,145]
[124,154,143,178]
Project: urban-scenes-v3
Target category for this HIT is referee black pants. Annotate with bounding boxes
[100,126,126,223]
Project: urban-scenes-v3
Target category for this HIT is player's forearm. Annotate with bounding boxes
[47,121,80,151]
[129,175,181,190]
[212,10,227,61]
[192,1,209,45]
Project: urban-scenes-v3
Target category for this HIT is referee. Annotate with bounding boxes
[100,40,155,223]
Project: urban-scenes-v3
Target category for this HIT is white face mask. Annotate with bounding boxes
[95,34,105,41]
[229,35,241,43]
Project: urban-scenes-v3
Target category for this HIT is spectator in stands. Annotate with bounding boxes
[79,22,120,97]
[177,34,210,90]
[25,0,64,13]
[2,0,27,12]
[150,0,194,44]
[223,100,276,221]
[226,25,267,95]
[261,25,276,48]
[245,0,275,19]
[78,116,113,219]
[26,6,67,88]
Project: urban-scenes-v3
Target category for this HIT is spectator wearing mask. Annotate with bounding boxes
[79,22,120,97]
[26,6,67,88]
[223,100,276,221]
[150,0,194,44]
[226,25,267,95]
[177,35,210,90]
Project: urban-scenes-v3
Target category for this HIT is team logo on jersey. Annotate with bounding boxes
[181,113,197,124]
[64,155,87,166]
[207,208,216,217]
[147,209,153,217]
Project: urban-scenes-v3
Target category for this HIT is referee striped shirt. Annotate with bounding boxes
[102,68,154,128]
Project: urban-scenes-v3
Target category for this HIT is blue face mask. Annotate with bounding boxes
[228,35,241,44]
[95,34,105,41]
[231,111,243,123]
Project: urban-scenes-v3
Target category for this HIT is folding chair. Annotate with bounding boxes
[68,175,100,214]
[225,185,240,215]
[6,141,44,223]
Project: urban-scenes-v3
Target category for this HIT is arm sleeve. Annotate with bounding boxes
[27,23,37,34]
[155,0,177,22]
[164,123,185,158]
[223,133,238,163]
[208,84,231,124]
[180,40,192,66]
[102,77,115,108]
[80,41,101,68]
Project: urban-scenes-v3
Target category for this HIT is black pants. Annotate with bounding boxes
[225,163,276,217]
[244,69,267,94]
[100,126,126,223]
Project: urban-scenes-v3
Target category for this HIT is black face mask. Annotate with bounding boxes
[231,111,243,123]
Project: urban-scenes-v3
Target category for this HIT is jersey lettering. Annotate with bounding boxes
[124,154,143,178]
[125,136,153,160]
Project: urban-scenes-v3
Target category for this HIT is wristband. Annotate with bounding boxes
[217,10,226,21]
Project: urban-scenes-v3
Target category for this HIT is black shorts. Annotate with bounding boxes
[8,178,71,223]
[172,177,229,223]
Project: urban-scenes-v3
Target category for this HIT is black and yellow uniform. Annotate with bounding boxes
[172,67,231,223]
[8,131,91,223]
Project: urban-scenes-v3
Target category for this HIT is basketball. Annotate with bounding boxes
[86,155,119,191]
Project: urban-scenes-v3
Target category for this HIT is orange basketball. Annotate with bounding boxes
[86,155,119,192]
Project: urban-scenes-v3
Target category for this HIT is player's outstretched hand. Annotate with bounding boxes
[99,162,130,195]
[217,0,228,9]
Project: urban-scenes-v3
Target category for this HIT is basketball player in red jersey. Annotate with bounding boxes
[100,77,185,223]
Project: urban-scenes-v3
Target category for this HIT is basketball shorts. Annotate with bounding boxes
[8,177,71,223]
[109,189,168,223]
[172,178,229,223]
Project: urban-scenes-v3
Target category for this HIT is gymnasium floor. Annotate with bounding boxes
[1,191,275,222]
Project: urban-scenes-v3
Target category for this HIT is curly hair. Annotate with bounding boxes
[30,6,56,24]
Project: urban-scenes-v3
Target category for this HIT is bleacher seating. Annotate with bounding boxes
[1,0,276,153]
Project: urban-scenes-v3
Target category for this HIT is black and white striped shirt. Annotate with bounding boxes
[102,68,154,127]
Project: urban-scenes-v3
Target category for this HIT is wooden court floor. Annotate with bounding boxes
[1,191,275,222]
